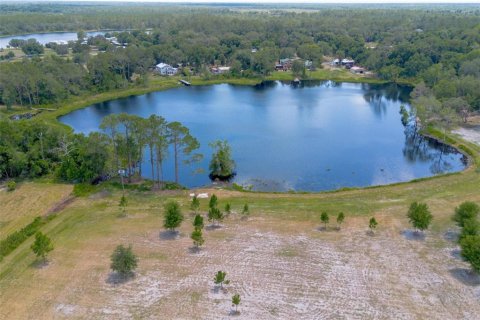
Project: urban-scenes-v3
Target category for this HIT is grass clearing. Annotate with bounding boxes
[0,164,480,318]
[0,182,72,237]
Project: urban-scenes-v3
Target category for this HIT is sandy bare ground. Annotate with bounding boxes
[454,126,480,146]
[2,213,478,320]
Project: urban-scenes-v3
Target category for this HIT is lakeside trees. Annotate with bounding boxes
[1,5,480,120]
[0,114,202,186]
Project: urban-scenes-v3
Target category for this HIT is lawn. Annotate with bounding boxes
[0,164,479,318]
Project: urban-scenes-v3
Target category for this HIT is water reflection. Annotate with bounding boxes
[59,81,466,192]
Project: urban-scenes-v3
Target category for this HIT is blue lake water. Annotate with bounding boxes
[0,31,107,48]
[59,81,467,192]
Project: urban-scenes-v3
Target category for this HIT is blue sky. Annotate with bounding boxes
[22,0,480,3]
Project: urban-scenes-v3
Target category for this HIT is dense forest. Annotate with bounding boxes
[1,3,480,183]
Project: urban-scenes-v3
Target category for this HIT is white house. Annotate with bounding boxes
[155,63,178,76]
[211,66,231,75]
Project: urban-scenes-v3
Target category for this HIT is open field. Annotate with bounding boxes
[1,166,480,319]
[0,182,72,237]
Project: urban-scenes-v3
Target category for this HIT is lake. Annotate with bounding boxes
[0,31,107,49]
[59,81,467,192]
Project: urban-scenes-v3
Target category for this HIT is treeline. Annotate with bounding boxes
[0,115,202,185]
[1,6,480,117]
[0,47,152,108]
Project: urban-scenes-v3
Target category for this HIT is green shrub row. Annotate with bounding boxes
[0,215,55,261]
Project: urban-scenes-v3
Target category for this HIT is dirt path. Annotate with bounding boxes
[453,126,480,145]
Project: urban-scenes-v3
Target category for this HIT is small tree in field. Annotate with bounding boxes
[193,214,204,230]
[119,195,128,215]
[31,232,53,262]
[337,212,345,230]
[369,217,378,234]
[208,206,224,226]
[225,203,232,216]
[320,212,329,230]
[191,228,205,248]
[209,194,218,209]
[110,245,138,277]
[214,270,229,288]
[164,201,184,231]
[191,195,200,214]
[407,202,433,233]
[232,293,241,313]
[453,201,479,228]
[459,235,480,274]
[242,203,249,215]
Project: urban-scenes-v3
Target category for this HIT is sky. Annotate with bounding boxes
[20,0,480,3]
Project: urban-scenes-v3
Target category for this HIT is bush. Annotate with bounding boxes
[73,183,97,197]
[453,201,479,228]
[407,202,433,232]
[6,180,16,191]
[0,215,55,260]
[110,244,138,276]
[460,235,480,273]
[163,201,184,231]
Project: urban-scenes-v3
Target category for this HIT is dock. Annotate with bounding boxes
[179,79,191,86]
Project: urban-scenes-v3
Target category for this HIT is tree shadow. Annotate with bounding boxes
[401,229,425,241]
[106,272,135,285]
[443,229,459,242]
[366,230,375,237]
[229,310,240,316]
[188,246,202,254]
[30,259,49,269]
[449,268,480,286]
[206,224,222,231]
[451,248,462,260]
[210,285,228,294]
[159,230,180,240]
[316,226,328,232]
[240,215,249,221]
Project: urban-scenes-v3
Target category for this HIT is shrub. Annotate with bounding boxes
[453,202,479,228]
[407,202,433,232]
[110,245,138,276]
[31,232,54,261]
[163,201,184,231]
[0,216,55,260]
[6,180,16,191]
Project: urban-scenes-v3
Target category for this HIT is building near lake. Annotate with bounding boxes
[341,58,355,68]
[156,63,178,76]
[350,66,365,74]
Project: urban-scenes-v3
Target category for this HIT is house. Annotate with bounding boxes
[341,59,355,68]
[211,66,231,75]
[275,64,286,71]
[350,66,365,74]
[331,58,340,66]
[156,63,178,76]
[304,60,313,70]
[251,48,258,53]
[279,58,293,70]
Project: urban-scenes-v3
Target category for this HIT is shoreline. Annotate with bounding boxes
[46,76,477,194]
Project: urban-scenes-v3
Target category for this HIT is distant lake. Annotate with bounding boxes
[0,31,107,48]
[59,81,467,192]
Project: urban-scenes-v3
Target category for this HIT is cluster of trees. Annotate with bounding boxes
[453,201,480,273]
[0,119,109,182]
[8,38,44,55]
[0,115,201,186]
[100,113,201,185]
[0,44,153,108]
[409,60,480,131]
